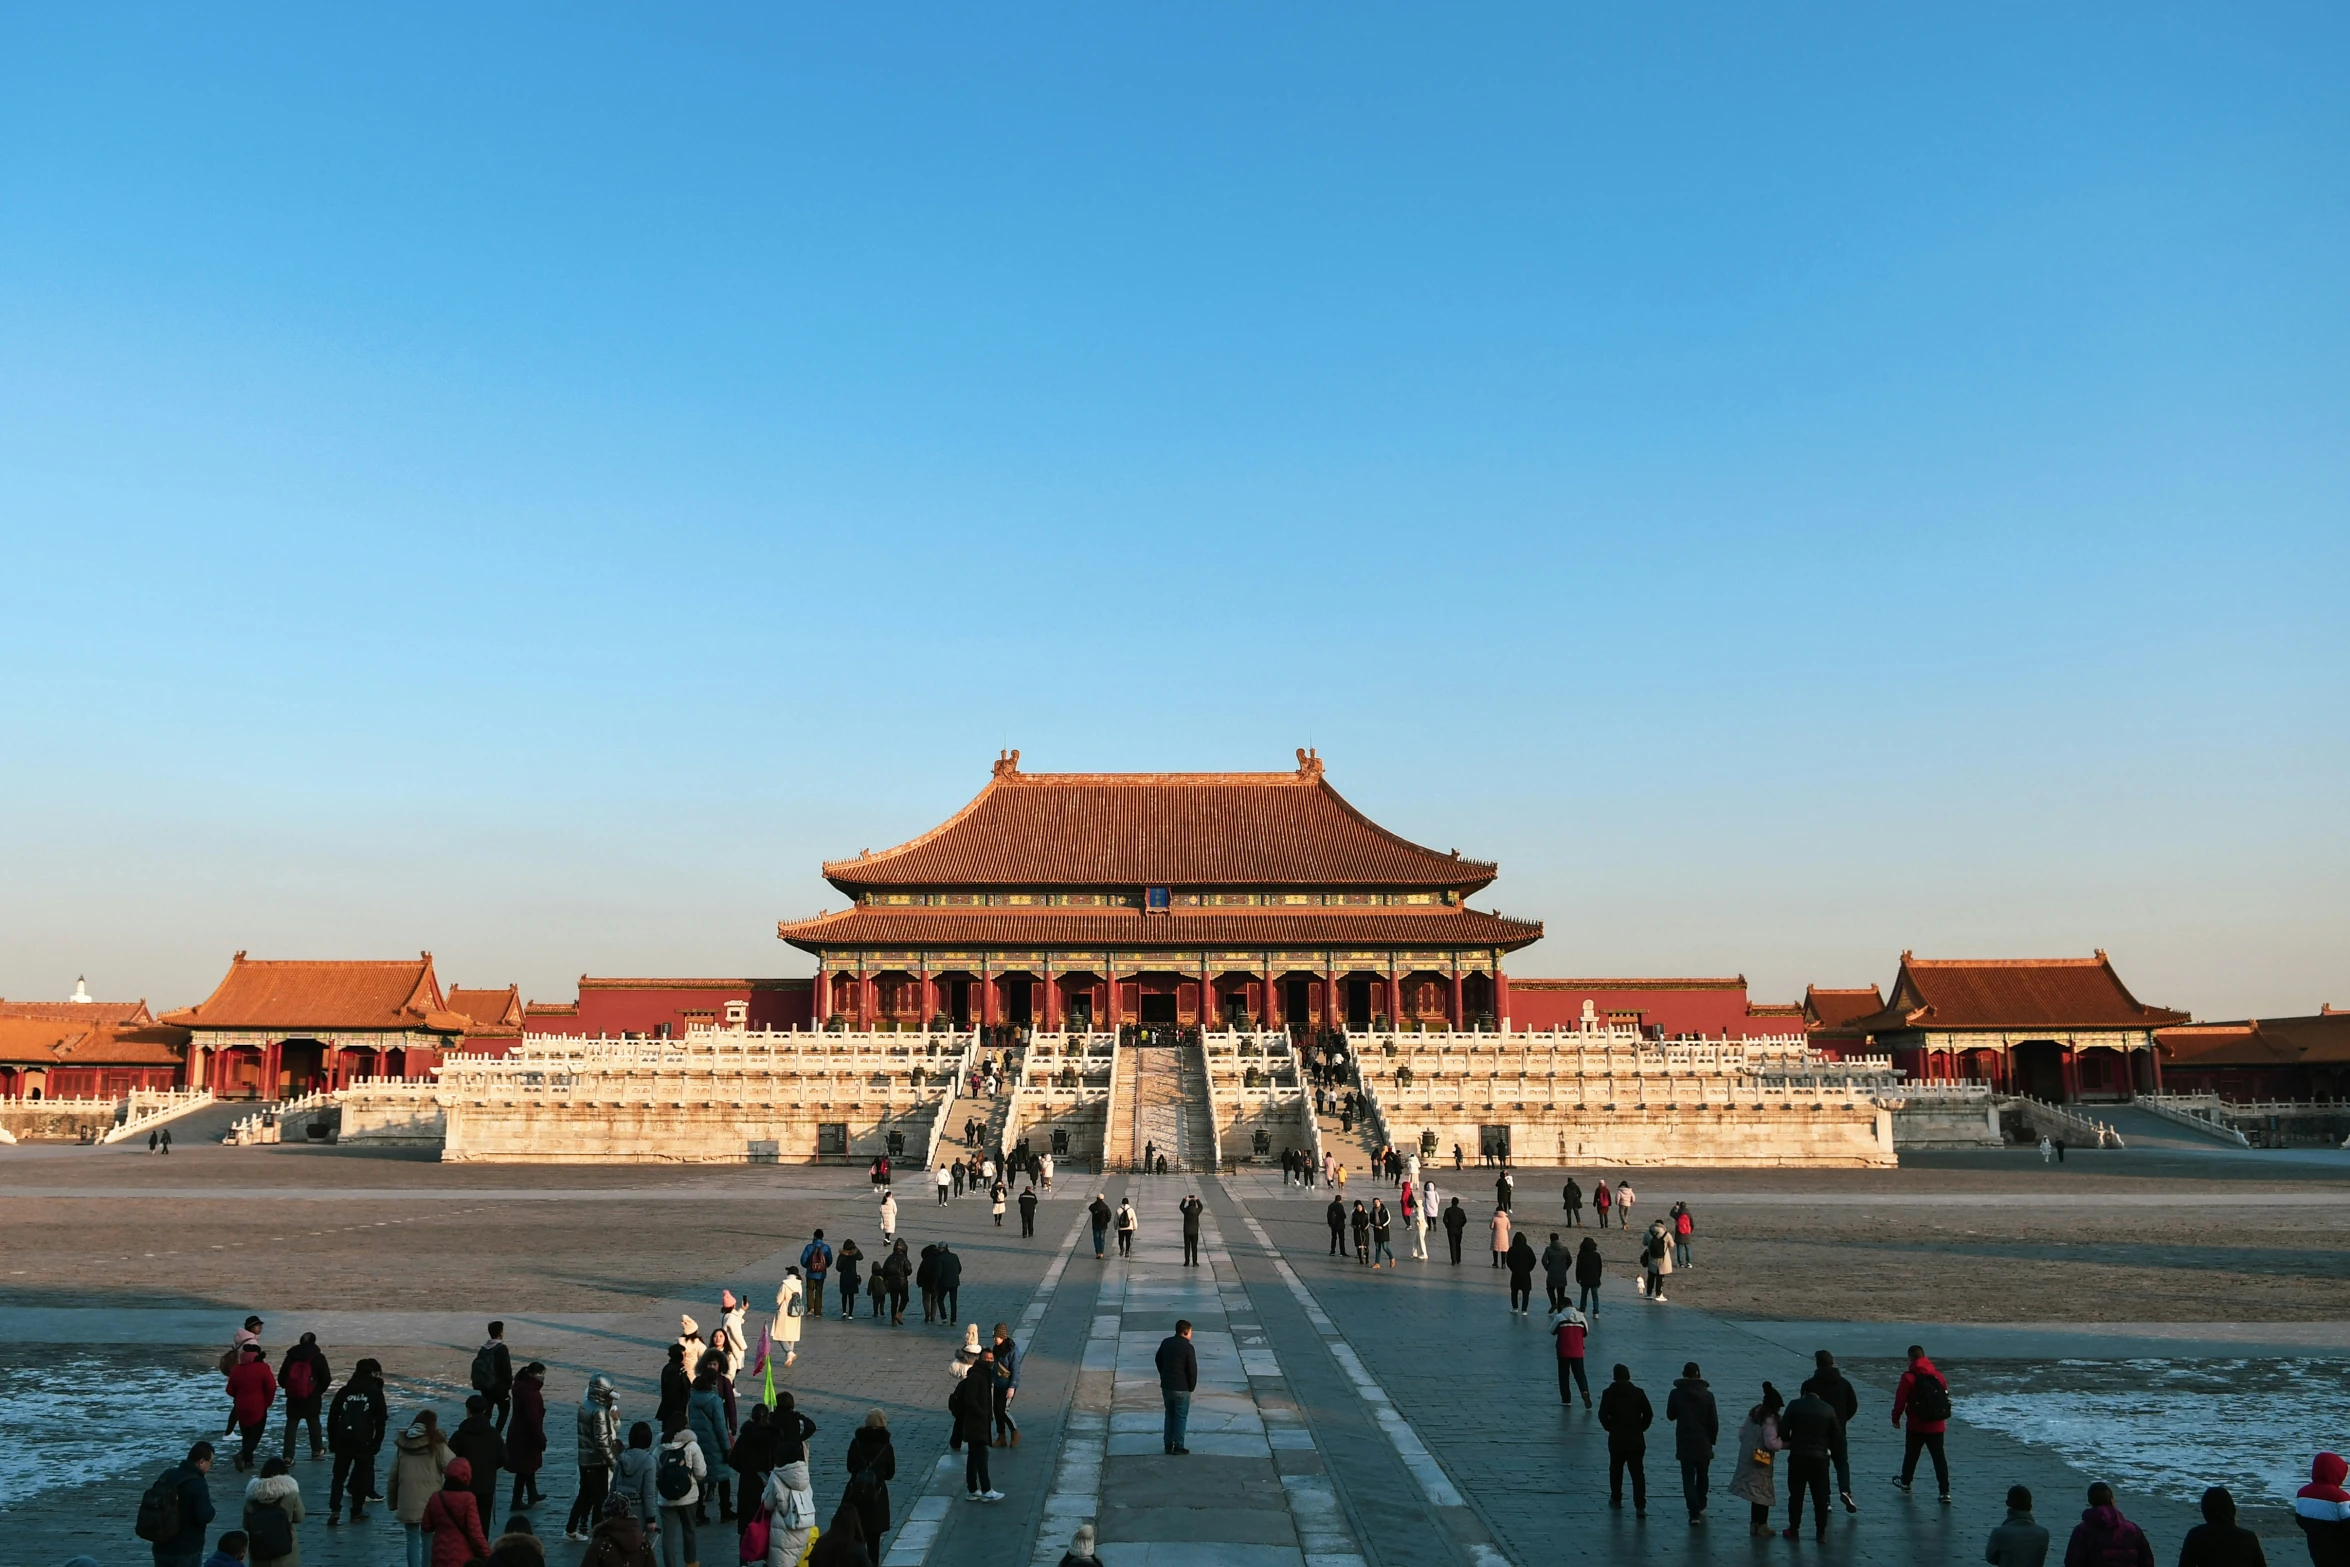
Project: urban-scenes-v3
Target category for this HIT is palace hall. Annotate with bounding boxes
[777,750,1543,1035]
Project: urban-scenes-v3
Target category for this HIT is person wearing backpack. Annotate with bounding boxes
[242,1455,306,1567]
[1890,1344,1952,1502]
[756,1458,818,1566]
[654,1419,707,1567]
[140,1439,217,1567]
[421,1457,490,1567]
[472,1323,516,1432]
[842,1411,895,1546]
[580,1493,656,1567]
[325,1356,388,1525]
[775,1266,808,1369]
[799,1232,833,1319]
[278,1334,332,1464]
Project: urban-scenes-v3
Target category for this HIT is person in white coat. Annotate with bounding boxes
[773,1267,806,1367]
[934,1163,954,1205]
[1040,1151,1055,1191]
[879,1191,899,1243]
[677,1315,707,1370]
[760,1459,818,1566]
[718,1292,749,1381]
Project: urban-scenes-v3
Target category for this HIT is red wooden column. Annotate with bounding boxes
[1494,964,1511,1032]
[262,1039,282,1100]
[857,971,874,1031]
[980,960,999,1030]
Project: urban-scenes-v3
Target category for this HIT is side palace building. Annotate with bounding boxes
[777,749,1544,1035]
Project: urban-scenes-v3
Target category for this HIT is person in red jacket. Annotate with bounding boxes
[2063,1482,2155,1567]
[226,1343,279,1472]
[422,1456,491,1567]
[2297,1451,2350,1566]
[1889,1344,1951,1502]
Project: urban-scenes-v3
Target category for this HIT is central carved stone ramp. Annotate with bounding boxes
[1127,1042,1213,1172]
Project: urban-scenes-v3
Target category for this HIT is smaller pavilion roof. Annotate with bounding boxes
[0,998,156,1025]
[443,985,525,1031]
[160,953,470,1035]
[1804,985,1887,1037]
[1848,952,2185,1036]
[2159,1011,2350,1068]
[0,1016,190,1068]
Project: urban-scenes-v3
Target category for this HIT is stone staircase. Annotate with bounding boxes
[1122,1042,1215,1172]
[1314,1063,1388,1177]
[935,1087,1010,1166]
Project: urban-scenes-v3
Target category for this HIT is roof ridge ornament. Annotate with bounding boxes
[993,749,1022,779]
[1294,746,1323,780]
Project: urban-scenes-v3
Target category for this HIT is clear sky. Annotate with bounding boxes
[2,6,2343,1020]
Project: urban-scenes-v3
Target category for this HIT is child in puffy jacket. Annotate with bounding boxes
[422,1457,490,1567]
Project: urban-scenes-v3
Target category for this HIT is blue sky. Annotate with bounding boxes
[2,5,2342,1018]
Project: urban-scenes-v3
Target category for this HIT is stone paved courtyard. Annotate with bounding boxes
[5,1137,2348,1565]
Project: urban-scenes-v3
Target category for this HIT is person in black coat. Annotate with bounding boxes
[1777,1387,1841,1541]
[1326,1197,1347,1256]
[843,1410,897,1543]
[278,1333,333,1462]
[148,1441,217,1567]
[1573,1237,1606,1318]
[1562,1178,1583,1227]
[326,1356,389,1523]
[881,1241,912,1325]
[954,1353,1000,1499]
[1019,1187,1040,1239]
[1349,1202,1372,1265]
[657,1342,691,1427]
[1504,1235,1538,1314]
[933,1245,963,1326]
[1597,1364,1654,1517]
[1178,1194,1204,1266]
[770,1389,818,1466]
[835,1239,864,1321]
[2177,1486,2267,1567]
[1799,1350,1860,1511]
[727,1404,781,1539]
[449,1393,507,1526]
[1441,1199,1469,1265]
[916,1244,941,1324]
[1664,1363,1719,1524]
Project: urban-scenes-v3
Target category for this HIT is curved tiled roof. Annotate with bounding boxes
[822,752,1496,893]
[160,953,469,1034]
[0,999,155,1025]
[778,906,1541,955]
[0,1016,190,1067]
[1850,953,2185,1034]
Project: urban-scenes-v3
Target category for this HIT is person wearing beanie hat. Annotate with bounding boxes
[1057,1522,1104,1567]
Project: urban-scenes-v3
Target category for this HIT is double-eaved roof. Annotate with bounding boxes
[784,751,1541,956]
[160,953,471,1035]
[1848,952,2185,1036]
[820,750,1497,894]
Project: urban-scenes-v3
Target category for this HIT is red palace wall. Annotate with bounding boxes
[1507,978,1803,1039]
[525,978,816,1037]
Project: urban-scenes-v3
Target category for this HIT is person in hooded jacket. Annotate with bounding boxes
[808,1506,873,1567]
[1890,1345,1952,1501]
[1504,1233,1538,1314]
[836,1239,865,1320]
[1777,1384,1841,1541]
[1726,1384,1784,1537]
[1596,1364,1654,1517]
[421,1456,490,1567]
[687,1360,736,1522]
[1664,1362,1718,1523]
[487,1515,548,1567]
[504,1362,548,1512]
[385,1411,451,1567]
[1574,1236,1606,1319]
[882,1241,914,1326]
[448,1395,506,1533]
[614,1423,662,1547]
[1986,1484,2052,1567]
[655,1420,707,1567]
[2298,1452,2350,1567]
[2063,1482,2155,1567]
[1799,1350,1860,1514]
[581,1494,655,1567]
[324,1357,387,1525]
[566,1374,622,1542]
[228,1344,279,1472]
[242,1455,306,1567]
[759,1459,819,1566]
[277,1334,332,1463]
[150,1440,218,1567]
[2178,1486,2266,1567]
[843,1409,896,1544]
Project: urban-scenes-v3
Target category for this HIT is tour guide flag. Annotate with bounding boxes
[754,1324,775,1408]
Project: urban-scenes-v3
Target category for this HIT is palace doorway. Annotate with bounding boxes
[2012,1040,2066,1101]
[1283,978,1313,1028]
[1344,977,1374,1028]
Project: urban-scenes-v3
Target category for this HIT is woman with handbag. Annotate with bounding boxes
[1726,1383,1785,1536]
